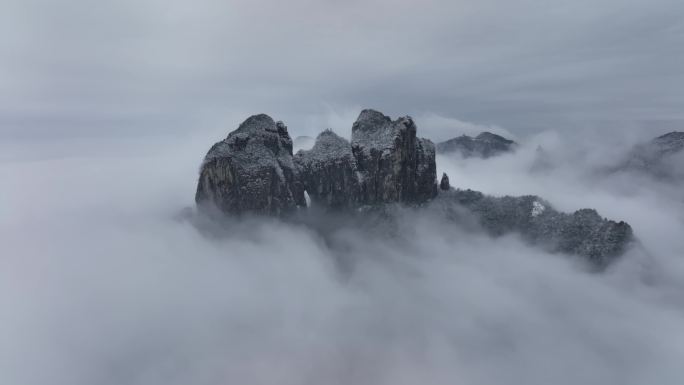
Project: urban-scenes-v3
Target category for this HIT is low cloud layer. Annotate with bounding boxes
[2,128,684,385]
[3,1,684,383]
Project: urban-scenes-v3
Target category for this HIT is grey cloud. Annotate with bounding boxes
[1,0,683,140]
[2,132,684,385]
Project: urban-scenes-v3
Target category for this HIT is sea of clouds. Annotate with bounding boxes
[3,0,683,382]
[2,115,684,385]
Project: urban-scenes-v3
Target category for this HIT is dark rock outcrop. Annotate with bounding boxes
[414,138,439,201]
[434,189,633,267]
[293,109,438,209]
[616,131,684,180]
[197,110,438,215]
[436,132,516,158]
[195,114,305,216]
[440,173,450,191]
[294,130,361,210]
[351,109,437,205]
[194,110,634,266]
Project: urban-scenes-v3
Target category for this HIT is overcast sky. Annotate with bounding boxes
[1,0,683,141]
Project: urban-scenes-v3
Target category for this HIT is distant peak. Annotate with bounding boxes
[357,108,387,119]
[654,131,684,142]
[317,128,342,139]
[436,131,515,158]
[475,132,513,144]
[236,114,276,134]
[354,109,391,129]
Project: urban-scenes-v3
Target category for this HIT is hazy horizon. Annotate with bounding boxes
[2,0,683,143]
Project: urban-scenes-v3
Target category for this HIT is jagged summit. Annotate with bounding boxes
[196,114,303,216]
[616,131,684,180]
[202,114,293,165]
[296,129,353,165]
[234,114,276,134]
[351,109,416,153]
[434,189,633,267]
[293,110,438,209]
[352,109,397,135]
[350,110,436,205]
[651,131,684,154]
[196,110,437,214]
[475,131,511,143]
[194,109,634,266]
[436,131,516,158]
[440,173,450,191]
[295,129,360,209]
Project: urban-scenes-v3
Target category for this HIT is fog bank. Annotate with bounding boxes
[2,130,684,385]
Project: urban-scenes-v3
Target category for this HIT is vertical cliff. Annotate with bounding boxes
[195,114,305,216]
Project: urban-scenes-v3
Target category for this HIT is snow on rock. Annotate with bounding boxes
[436,132,517,158]
[295,130,361,209]
[351,109,437,205]
[193,110,634,267]
[434,189,634,268]
[531,201,545,217]
[195,114,305,216]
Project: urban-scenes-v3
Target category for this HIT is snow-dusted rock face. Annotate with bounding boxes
[439,172,450,191]
[294,130,361,210]
[196,110,438,216]
[618,131,684,180]
[435,189,634,267]
[415,138,438,201]
[193,110,633,267]
[195,114,305,216]
[351,109,437,205]
[436,132,516,158]
[293,110,437,210]
[650,131,684,155]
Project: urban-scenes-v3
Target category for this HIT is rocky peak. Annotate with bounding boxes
[352,109,394,133]
[435,189,633,267]
[440,173,450,191]
[193,110,633,267]
[475,131,513,144]
[210,114,293,159]
[436,131,516,158]
[195,114,304,216]
[294,110,437,209]
[351,109,416,153]
[350,109,435,205]
[617,131,684,180]
[295,130,360,209]
[652,131,684,154]
[299,129,353,163]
